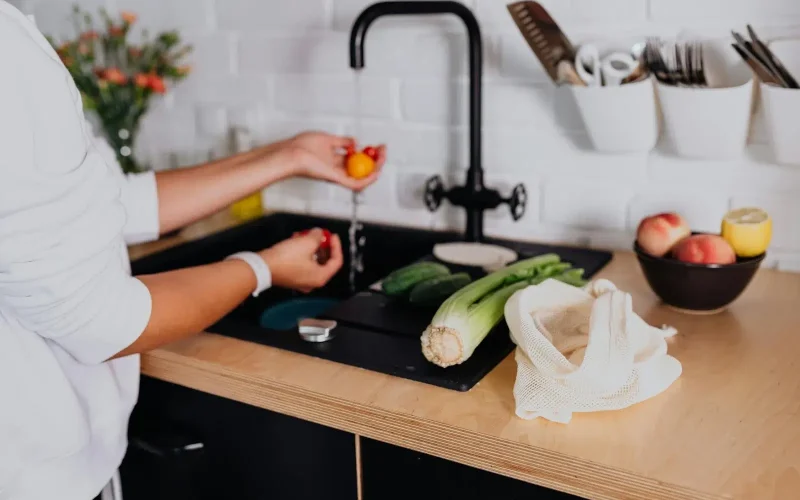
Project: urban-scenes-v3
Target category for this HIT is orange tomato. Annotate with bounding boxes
[346,152,376,179]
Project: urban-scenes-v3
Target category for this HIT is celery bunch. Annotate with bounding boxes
[420,254,586,367]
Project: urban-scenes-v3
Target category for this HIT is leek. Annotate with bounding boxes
[420,254,586,367]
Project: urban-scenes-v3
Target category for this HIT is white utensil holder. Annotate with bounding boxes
[760,39,800,166]
[656,41,754,160]
[657,78,754,160]
[761,83,800,166]
[570,76,659,153]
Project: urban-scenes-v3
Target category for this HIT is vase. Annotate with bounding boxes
[102,120,146,174]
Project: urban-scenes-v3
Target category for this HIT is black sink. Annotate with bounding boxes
[131,212,612,391]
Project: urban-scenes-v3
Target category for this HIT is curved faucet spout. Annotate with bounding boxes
[348,1,523,243]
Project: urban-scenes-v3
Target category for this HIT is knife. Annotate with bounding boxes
[746,25,799,89]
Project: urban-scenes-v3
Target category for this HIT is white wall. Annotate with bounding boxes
[19,0,800,270]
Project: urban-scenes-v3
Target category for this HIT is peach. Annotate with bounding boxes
[636,212,691,257]
[672,234,736,265]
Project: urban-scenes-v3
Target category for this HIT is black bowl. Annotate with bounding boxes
[633,238,765,314]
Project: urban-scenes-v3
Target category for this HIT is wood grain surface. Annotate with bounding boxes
[131,211,800,500]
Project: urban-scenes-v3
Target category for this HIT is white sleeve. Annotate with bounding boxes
[0,13,153,364]
[120,170,161,245]
[88,131,161,245]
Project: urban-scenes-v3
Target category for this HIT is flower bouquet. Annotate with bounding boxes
[47,6,192,173]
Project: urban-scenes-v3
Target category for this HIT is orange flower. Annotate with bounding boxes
[176,65,191,76]
[121,11,137,24]
[62,57,74,67]
[134,73,150,88]
[147,74,166,94]
[80,31,98,40]
[103,67,128,85]
[78,42,90,55]
[108,25,124,37]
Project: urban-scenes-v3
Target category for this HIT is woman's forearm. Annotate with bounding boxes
[111,259,256,358]
[154,140,295,234]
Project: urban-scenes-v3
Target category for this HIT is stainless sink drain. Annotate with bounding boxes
[298,318,338,343]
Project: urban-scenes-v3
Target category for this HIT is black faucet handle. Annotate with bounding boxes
[506,183,527,221]
[423,175,445,212]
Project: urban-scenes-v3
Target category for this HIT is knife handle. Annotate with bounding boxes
[557,60,587,86]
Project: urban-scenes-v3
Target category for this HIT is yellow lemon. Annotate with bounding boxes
[721,207,772,257]
[346,152,376,180]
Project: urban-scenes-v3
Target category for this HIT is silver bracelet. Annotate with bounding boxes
[225,251,272,297]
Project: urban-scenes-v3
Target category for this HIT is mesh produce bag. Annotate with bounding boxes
[503,278,682,423]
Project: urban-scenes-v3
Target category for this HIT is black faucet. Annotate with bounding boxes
[349,0,527,243]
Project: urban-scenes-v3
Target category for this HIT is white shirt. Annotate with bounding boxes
[0,3,159,499]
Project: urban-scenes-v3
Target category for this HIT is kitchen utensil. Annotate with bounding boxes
[731,30,788,88]
[506,1,577,85]
[644,38,706,87]
[575,44,638,86]
[556,60,586,86]
[746,25,799,88]
[634,235,764,314]
[731,42,780,85]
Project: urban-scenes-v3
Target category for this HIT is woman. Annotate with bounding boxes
[0,2,385,499]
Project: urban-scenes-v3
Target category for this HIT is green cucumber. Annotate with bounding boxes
[409,272,472,305]
[381,261,451,296]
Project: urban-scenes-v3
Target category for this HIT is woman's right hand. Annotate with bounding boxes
[259,228,344,293]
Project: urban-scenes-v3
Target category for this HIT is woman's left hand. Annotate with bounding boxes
[288,131,386,191]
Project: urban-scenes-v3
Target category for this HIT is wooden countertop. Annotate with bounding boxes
[131,212,800,500]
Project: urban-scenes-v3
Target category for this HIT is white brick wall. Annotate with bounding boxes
[17,0,800,269]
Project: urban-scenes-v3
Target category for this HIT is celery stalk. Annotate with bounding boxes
[421,253,570,367]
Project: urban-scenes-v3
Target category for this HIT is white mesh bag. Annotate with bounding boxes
[503,278,682,423]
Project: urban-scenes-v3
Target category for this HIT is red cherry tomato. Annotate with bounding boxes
[345,144,356,157]
[362,146,378,160]
[320,229,332,248]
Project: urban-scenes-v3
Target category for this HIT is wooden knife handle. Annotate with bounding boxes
[557,60,587,86]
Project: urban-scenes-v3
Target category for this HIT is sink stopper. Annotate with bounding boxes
[298,318,338,343]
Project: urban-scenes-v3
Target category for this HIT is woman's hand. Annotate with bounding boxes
[289,131,386,191]
[259,228,344,293]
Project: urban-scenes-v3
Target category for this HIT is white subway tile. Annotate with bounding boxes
[498,34,552,81]
[650,0,800,21]
[172,75,271,106]
[332,0,475,32]
[238,33,350,75]
[777,258,800,273]
[542,179,631,230]
[400,80,465,124]
[484,127,649,182]
[400,80,554,126]
[648,146,800,193]
[263,177,328,212]
[729,194,800,251]
[627,190,729,233]
[181,33,234,78]
[258,117,343,144]
[273,76,392,118]
[33,0,108,40]
[115,0,214,33]
[396,171,432,210]
[342,122,469,167]
[475,0,572,33]
[570,0,646,24]
[217,0,328,31]
[331,163,397,207]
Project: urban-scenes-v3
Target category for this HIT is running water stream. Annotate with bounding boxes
[348,73,366,293]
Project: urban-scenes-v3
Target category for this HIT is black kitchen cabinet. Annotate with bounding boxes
[360,437,582,500]
[120,376,358,500]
